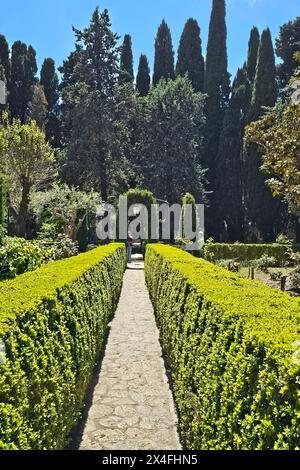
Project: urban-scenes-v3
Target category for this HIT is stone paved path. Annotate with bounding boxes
[78,258,181,450]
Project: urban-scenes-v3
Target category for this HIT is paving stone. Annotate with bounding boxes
[79,262,180,450]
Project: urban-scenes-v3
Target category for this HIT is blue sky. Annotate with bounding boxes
[0,0,299,79]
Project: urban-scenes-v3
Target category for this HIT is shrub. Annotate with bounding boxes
[0,243,125,449]
[0,237,52,280]
[255,254,278,273]
[202,242,300,265]
[145,244,300,450]
[216,259,240,273]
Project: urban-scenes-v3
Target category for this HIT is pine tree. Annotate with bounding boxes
[204,0,230,181]
[40,58,60,146]
[153,20,175,85]
[176,18,205,92]
[214,67,251,241]
[136,54,150,96]
[29,84,48,128]
[247,27,260,83]
[0,35,10,88]
[119,34,134,83]
[244,28,282,241]
[9,42,37,121]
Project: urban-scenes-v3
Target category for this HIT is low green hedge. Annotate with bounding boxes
[0,243,126,450]
[145,244,300,450]
[202,242,300,263]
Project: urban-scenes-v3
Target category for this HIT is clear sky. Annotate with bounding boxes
[0,0,299,79]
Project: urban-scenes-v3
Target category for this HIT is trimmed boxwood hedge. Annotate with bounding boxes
[145,244,300,450]
[0,243,126,450]
[202,242,300,263]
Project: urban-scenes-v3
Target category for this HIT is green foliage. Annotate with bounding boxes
[247,27,260,84]
[40,58,60,147]
[204,0,230,185]
[136,76,207,203]
[153,20,175,86]
[0,115,56,237]
[176,18,204,92]
[0,237,51,280]
[202,242,299,264]
[0,34,10,90]
[245,104,300,217]
[30,183,100,242]
[145,244,300,450]
[213,67,251,241]
[136,54,150,96]
[9,42,37,122]
[0,175,6,228]
[276,16,300,88]
[244,28,282,242]
[0,243,125,449]
[119,34,134,84]
[60,7,120,200]
[255,254,278,273]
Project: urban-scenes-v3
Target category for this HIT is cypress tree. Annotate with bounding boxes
[203,0,230,237]
[247,27,260,84]
[40,58,60,146]
[244,28,282,241]
[119,34,134,83]
[176,18,205,92]
[204,0,230,180]
[249,28,277,122]
[40,58,59,109]
[0,35,10,88]
[136,54,150,96]
[10,42,37,121]
[214,67,251,241]
[153,20,175,85]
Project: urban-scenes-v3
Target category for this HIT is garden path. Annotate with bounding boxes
[77,256,180,450]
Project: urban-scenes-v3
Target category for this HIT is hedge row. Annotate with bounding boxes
[202,242,300,263]
[145,244,300,450]
[0,243,126,450]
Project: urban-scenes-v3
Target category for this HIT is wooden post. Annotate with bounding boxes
[281,276,287,292]
[250,267,255,280]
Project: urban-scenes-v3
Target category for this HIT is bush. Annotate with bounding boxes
[0,237,52,280]
[216,259,240,273]
[255,254,278,273]
[145,244,300,450]
[202,242,300,265]
[0,243,125,449]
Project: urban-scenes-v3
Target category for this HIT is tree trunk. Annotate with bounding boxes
[16,179,31,237]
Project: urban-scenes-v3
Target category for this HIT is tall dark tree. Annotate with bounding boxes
[204,0,230,180]
[61,7,120,200]
[9,41,37,121]
[153,20,175,85]
[247,27,260,83]
[176,18,205,92]
[0,35,10,88]
[203,0,230,237]
[136,54,150,96]
[248,28,277,122]
[276,16,300,88]
[119,34,134,83]
[214,67,251,241]
[244,28,282,241]
[40,58,61,146]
